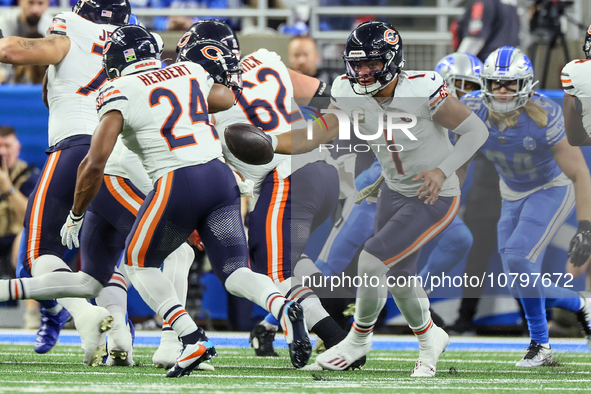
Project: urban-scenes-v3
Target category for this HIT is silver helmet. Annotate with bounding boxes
[435,52,483,98]
[481,46,536,113]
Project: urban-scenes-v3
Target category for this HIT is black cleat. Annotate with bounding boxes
[249,324,279,357]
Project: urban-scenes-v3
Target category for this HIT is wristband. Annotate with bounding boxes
[578,220,591,232]
[70,211,85,221]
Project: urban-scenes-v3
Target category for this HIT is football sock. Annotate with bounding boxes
[312,316,347,348]
[95,267,128,326]
[389,277,432,330]
[224,267,287,319]
[123,265,196,337]
[162,243,194,305]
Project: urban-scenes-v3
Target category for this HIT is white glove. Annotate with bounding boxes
[60,210,85,249]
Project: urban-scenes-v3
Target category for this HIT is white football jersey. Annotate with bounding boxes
[214,49,308,193]
[331,70,460,198]
[562,59,591,136]
[45,12,119,147]
[97,61,222,183]
[104,137,153,195]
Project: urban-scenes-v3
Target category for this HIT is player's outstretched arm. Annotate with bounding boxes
[73,111,123,216]
[551,138,591,267]
[563,93,591,146]
[0,35,70,66]
[275,110,339,154]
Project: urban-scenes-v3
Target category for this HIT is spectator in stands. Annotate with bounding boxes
[0,126,39,278]
[145,0,233,31]
[287,36,342,86]
[0,0,52,83]
[318,0,386,31]
[448,0,521,335]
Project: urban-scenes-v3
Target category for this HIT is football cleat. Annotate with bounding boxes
[105,316,135,366]
[74,306,113,366]
[576,292,591,351]
[411,324,450,377]
[34,307,71,354]
[279,301,312,368]
[166,340,217,378]
[249,324,279,357]
[316,330,372,371]
[515,341,554,367]
[153,330,183,369]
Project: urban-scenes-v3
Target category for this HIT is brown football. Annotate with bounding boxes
[224,123,274,165]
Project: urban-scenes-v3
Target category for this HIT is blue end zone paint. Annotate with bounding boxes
[0,330,587,352]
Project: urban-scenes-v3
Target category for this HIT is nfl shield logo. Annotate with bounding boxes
[101,10,112,17]
[124,48,136,62]
[523,136,536,151]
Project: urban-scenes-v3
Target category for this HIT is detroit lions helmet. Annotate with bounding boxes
[176,19,240,58]
[435,53,483,98]
[103,25,161,80]
[177,39,242,93]
[481,46,536,113]
[72,0,131,26]
[584,24,591,59]
[343,20,405,96]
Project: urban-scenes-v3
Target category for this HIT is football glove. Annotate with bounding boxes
[568,220,591,267]
[60,210,84,249]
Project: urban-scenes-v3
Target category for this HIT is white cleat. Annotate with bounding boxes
[301,362,323,371]
[411,324,450,377]
[105,317,134,366]
[576,292,591,351]
[75,306,113,366]
[153,331,183,369]
[153,331,214,371]
[515,341,554,367]
[315,330,372,371]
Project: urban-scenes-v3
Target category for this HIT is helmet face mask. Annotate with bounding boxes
[435,53,483,98]
[176,39,243,98]
[72,0,131,26]
[342,21,404,96]
[103,25,160,80]
[481,47,535,113]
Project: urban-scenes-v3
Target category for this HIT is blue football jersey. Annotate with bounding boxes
[460,91,565,193]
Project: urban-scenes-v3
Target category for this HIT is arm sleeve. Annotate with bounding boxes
[437,112,489,178]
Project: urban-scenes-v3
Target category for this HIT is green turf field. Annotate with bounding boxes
[0,344,590,393]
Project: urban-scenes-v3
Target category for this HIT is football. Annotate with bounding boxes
[224,123,274,165]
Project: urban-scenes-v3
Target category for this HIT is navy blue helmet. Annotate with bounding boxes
[343,20,405,95]
[584,24,591,59]
[177,39,242,93]
[72,0,131,26]
[103,25,160,79]
[176,19,240,57]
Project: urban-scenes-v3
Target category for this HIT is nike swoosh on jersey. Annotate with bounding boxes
[431,74,436,80]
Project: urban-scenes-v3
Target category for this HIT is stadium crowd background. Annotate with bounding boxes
[1,0,591,340]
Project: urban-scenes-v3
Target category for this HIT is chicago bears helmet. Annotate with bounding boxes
[343,20,405,96]
[584,24,591,59]
[481,46,536,113]
[176,19,240,58]
[103,25,160,80]
[72,0,131,26]
[435,53,483,98]
[177,39,242,93]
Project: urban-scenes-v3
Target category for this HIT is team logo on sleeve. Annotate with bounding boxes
[384,30,399,45]
[124,48,136,62]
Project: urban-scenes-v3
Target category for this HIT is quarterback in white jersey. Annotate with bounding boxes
[281,21,488,375]
[562,25,591,146]
[62,26,312,375]
[0,0,132,366]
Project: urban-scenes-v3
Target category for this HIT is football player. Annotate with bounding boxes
[184,20,365,368]
[60,25,311,376]
[274,21,489,376]
[0,0,131,366]
[435,52,483,99]
[461,46,591,366]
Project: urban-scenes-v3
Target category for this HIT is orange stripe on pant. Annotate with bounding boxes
[383,196,460,266]
[127,173,173,267]
[104,175,143,215]
[27,151,61,266]
[275,177,289,282]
